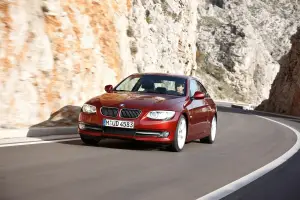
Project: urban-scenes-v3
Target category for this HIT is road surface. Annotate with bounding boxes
[0,107,299,200]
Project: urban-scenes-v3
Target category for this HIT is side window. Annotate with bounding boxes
[190,79,210,98]
[190,80,199,97]
[198,81,210,98]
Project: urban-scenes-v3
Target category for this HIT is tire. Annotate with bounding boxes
[200,115,217,144]
[169,115,187,152]
[80,135,100,146]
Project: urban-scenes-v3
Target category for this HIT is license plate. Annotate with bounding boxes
[103,119,134,129]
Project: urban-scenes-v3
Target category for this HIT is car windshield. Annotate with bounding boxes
[114,74,187,96]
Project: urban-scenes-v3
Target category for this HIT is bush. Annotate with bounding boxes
[130,42,138,55]
[127,26,134,37]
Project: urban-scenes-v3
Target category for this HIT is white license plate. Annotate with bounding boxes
[103,119,134,129]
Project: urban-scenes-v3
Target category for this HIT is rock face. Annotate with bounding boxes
[0,0,299,128]
[195,0,299,103]
[256,27,300,116]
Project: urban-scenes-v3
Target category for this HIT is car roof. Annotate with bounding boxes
[130,72,192,80]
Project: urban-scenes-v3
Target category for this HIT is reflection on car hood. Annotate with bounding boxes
[88,92,185,109]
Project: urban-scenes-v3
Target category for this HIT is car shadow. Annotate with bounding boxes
[22,104,183,152]
[59,138,175,152]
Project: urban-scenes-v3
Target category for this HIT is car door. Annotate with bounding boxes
[188,79,209,139]
[198,81,213,136]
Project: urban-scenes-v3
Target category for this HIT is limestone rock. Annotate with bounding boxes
[0,0,299,127]
[256,27,300,117]
[194,0,299,104]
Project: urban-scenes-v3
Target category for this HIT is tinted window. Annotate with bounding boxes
[114,75,187,96]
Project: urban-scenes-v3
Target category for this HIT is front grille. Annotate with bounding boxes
[100,107,119,117]
[120,108,142,119]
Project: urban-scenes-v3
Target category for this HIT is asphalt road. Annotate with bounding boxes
[222,115,300,200]
[0,107,299,200]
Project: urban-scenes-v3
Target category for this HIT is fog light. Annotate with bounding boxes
[79,123,85,130]
[160,131,169,137]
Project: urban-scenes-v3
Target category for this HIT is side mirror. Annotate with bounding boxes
[104,85,113,93]
[193,91,205,100]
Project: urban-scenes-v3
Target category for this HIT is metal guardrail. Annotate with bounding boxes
[215,101,300,120]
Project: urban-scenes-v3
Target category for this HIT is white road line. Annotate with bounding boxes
[196,116,300,200]
[0,137,80,148]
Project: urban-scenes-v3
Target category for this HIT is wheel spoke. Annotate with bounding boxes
[177,118,186,149]
[210,117,217,141]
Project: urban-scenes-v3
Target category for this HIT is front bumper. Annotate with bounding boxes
[78,111,181,143]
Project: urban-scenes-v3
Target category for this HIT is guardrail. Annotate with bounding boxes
[215,101,300,120]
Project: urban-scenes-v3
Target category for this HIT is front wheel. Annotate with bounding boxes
[200,115,217,144]
[170,115,187,152]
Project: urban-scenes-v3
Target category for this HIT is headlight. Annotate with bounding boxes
[146,111,175,120]
[82,104,96,114]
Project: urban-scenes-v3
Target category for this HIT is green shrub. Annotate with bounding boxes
[127,26,134,37]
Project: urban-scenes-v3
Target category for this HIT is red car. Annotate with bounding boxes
[78,73,218,152]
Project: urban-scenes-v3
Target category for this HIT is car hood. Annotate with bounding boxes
[87,92,186,111]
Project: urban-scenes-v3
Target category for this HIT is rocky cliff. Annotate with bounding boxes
[0,0,299,128]
[256,27,300,116]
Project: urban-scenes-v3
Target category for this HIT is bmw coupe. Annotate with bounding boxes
[78,73,218,152]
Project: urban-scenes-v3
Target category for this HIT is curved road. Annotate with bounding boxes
[0,107,299,200]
